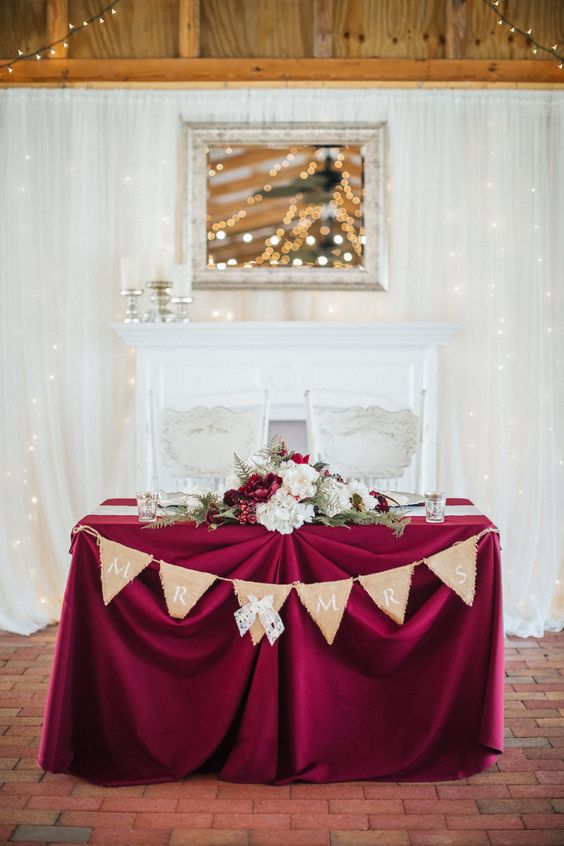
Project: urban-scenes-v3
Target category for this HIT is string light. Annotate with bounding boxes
[0,1,121,76]
[482,0,564,67]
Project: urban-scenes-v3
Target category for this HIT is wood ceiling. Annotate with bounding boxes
[1,0,563,87]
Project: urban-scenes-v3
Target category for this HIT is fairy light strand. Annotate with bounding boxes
[0,1,121,76]
[483,0,564,68]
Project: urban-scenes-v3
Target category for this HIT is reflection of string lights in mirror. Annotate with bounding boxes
[206,144,366,270]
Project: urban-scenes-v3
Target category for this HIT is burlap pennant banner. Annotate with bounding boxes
[159,562,216,620]
[98,536,153,605]
[359,564,415,625]
[295,578,353,644]
[424,535,478,606]
[76,524,493,638]
[233,579,292,645]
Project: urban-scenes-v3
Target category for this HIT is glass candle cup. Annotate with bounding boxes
[136,490,158,522]
[424,491,446,523]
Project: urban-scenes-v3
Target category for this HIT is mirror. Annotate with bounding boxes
[184,123,387,291]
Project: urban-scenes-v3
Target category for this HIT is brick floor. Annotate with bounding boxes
[0,627,563,846]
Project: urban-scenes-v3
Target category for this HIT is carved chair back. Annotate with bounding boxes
[305,389,425,492]
[153,392,270,491]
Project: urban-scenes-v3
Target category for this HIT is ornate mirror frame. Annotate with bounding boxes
[183,122,388,291]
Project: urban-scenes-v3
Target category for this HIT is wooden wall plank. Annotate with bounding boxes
[333,0,446,59]
[313,0,334,58]
[68,0,178,58]
[179,0,199,57]
[200,0,313,58]
[46,0,68,58]
[2,57,563,86]
[0,0,45,58]
[464,0,564,60]
[445,0,467,59]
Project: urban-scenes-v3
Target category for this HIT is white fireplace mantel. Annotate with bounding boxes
[114,321,458,349]
[113,321,460,491]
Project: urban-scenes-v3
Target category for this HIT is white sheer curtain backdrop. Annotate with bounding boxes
[0,88,562,636]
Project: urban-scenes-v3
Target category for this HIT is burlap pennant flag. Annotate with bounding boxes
[233,579,292,645]
[358,564,415,625]
[424,534,478,606]
[98,537,153,605]
[159,562,216,619]
[295,578,353,645]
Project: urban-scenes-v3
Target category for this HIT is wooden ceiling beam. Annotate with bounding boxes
[445,0,467,60]
[313,0,333,59]
[178,0,200,59]
[1,58,562,86]
[46,0,68,59]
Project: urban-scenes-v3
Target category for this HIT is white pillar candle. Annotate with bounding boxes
[151,250,172,281]
[120,256,140,289]
[171,264,192,297]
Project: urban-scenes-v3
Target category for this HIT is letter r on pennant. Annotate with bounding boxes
[108,557,131,580]
[383,588,400,607]
[317,594,338,613]
[173,585,188,605]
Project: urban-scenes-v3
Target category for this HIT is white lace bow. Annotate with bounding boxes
[234,594,285,646]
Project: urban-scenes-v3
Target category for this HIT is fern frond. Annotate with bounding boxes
[233,452,253,485]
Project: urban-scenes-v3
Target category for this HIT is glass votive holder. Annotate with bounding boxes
[424,491,446,523]
[136,490,158,522]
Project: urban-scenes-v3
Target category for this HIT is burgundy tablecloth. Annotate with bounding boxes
[39,499,504,786]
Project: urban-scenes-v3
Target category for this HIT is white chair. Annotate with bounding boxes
[305,389,426,493]
[151,391,270,492]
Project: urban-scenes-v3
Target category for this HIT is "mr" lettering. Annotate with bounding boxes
[317,594,338,613]
[107,557,131,580]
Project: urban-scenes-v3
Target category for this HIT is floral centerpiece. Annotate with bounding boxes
[152,440,408,537]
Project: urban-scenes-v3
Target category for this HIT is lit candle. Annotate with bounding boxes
[171,264,192,297]
[120,256,140,289]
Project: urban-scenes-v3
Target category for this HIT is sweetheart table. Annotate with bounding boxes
[39,498,504,786]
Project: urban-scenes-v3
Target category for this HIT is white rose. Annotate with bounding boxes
[279,462,319,500]
[347,479,376,511]
[256,489,315,534]
[319,477,352,517]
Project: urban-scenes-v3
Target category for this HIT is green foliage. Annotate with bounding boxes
[232,452,253,486]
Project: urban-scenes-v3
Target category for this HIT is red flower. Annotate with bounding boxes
[290,452,310,465]
[370,491,391,513]
[239,473,282,502]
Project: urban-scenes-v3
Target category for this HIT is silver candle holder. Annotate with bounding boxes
[170,296,193,322]
[143,281,175,323]
[120,288,143,323]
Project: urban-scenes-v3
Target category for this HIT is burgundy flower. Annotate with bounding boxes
[290,452,310,465]
[370,491,391,513]
[223,488,243,507]
[239,473,282,502]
